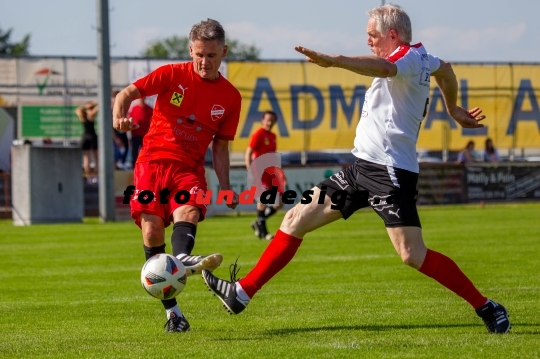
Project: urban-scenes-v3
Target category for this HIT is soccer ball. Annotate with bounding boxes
[141,253,187,300]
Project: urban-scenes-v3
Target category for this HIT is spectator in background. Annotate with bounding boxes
[483,138,499,162]
[457,140,475,163]
[76,101,98,184]
[245,110,284,240]
[128,97,153,168]
[112,90,129,169]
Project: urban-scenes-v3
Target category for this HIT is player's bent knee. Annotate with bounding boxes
[280,205,314,237]
[400,252,414,266]
[280,207,297,230]
[173,206,200,223]
[399,251,423,269]
[142,227,164,245]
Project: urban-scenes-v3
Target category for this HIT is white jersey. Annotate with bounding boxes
[352,43,440,173]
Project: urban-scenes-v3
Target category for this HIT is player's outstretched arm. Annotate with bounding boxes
[294,46,397,78]
[212,138,239,209]
[113,84,141,132]
[432,60,485,128]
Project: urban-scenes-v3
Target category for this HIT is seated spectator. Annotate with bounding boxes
[483,138,500,162]
[457,140,475,163]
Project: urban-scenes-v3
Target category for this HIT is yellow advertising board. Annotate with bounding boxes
[228,62,540,152]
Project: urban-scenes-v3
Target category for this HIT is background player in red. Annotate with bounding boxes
[113,19,241,333]
[245,111,284,240]
[128,97,153,168]
[203,5,510,334]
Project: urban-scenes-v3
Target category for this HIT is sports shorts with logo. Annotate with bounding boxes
[317,158,421,227]
[130,159,208,228]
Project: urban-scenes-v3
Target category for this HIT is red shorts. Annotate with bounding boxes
[130,160,207,228]
[261,166,287,193]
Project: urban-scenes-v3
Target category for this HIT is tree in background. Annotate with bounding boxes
[142,36,190,59]
[0,26,31,55]
[141,36,260,60]
[226,39,260,61]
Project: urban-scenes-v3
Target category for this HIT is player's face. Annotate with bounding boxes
[190,40,227,80]
[261,113,276,131]
[366,18,395,58]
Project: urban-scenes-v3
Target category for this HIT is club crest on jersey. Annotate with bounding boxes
[170,92,184,107]
[211,104,225,121]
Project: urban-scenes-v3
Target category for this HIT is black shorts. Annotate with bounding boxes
[317,158,421,228]
[81,133,98,151]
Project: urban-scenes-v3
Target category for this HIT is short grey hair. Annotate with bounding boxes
[189,18,226,46]
[367,4,412,43]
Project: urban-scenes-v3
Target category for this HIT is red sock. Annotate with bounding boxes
[239,230,302,298]
[419,249,487,309]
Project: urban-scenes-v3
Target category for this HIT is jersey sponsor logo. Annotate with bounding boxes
[369,194,393,212]
[189,186,208,208]
[211,104,225,121]
[178,140,200,151]
[170,92,184,107]
[178,84,188,93]
[176,114,201,132]
[173,126,199,141]
[388,209,400,218]
[329,171,350,190]
[132,189,157,203]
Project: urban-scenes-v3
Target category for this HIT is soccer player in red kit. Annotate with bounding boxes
[113,19,241,333]
[245,111,284,240]
[202,5,510,334]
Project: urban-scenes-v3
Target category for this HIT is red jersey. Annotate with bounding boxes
[249,128,276,159]
[133,62,241,172]
[128,103,153,137]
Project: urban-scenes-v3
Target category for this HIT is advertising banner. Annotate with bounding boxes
[19,104,83,138]
[466,163,540,201]
[228,62,368,152]
[1,58,539,153]
[417,164,467,205]
[227,62,540,152]
[418,65,540,151]
[10,58,129,97]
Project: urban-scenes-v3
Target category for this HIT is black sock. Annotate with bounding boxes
[143,243,166,260]
[171,221,197,257]
[142,244,177,309]
[265,206,277,218]
[257,210,266,223]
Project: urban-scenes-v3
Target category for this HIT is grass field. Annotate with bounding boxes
[1,202,539,358]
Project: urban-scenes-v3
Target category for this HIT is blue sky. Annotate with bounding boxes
[2,0,540,62]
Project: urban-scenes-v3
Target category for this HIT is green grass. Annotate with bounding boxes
[1,202,539,358]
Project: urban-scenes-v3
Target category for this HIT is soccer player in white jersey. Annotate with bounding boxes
[203,4,510,334]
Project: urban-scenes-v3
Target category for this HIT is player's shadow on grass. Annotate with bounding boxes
[264,323,540,335]
[265,323,480,335]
